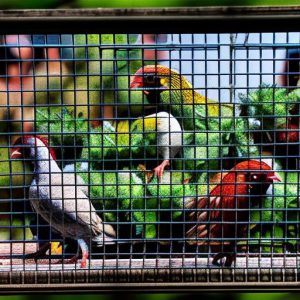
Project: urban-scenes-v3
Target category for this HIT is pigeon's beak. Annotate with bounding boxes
[268,172,282,182]
[10,147,22,159]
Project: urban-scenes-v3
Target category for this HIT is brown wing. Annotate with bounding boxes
[186,195,221,245]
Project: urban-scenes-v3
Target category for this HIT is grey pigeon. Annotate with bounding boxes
[11,135,116,268]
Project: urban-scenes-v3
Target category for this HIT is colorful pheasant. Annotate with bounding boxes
[130,65,259,175]
[130,65,233,130]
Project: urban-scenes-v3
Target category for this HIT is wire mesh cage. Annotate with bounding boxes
[1,7,300,292]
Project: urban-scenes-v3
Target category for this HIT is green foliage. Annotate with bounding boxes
[242,293,289,300]
[233,117,259,157]
[0,136,33,189]
[36,107,89,147]
[86,122,119,163]
[76,0,184,7]
[239,85,300,129]
[80,169,145,223]
[250,170,300,252]
[147,174,195,220]
[180,114,258,176]
[75,0,300,7]
[4,0,300,9]
[182,131,222,172]
[0,208,33,241]
[83,118,159,170]
[132,171,197,238]
[75,164,201,239]
[78,168,198,239]
[131,192,157,238]
[64,34,145,117]
[0,0,60,8]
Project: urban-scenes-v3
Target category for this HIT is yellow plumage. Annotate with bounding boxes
[133,65,233,118]
[50,241,63,255]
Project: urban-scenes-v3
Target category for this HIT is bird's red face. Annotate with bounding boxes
[130,65,169,98]
[245,171,281,189]
[233,160,280,177]
[10,135,56,160]
[232,160,281,192]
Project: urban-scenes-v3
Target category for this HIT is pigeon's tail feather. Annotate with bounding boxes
[93,232,116,246]
[103,223,116,238]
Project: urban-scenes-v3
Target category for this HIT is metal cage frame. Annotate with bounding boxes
[1,6,300,293]
[2,6,300,34]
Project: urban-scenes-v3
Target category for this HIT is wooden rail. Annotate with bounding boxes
[0,242,299,291]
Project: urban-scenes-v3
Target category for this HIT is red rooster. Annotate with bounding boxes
[185,160,281,267]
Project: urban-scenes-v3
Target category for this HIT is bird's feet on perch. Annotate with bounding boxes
[80,251,89,268]
[78,239,89,268]
[153,159,170,179]
[54,253,81,266]
[54,239,89,268]
[212,252,235,267]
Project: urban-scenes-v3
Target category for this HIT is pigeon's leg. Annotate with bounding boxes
[153,159,170,178]
[78,239,89,268]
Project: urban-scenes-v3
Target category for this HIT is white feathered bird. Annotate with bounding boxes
[153,112,182,178]
[134,111,182,179]
[10,135,116,268]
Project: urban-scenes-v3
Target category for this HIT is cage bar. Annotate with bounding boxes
[0,6,300,292]
[1,7,300,34]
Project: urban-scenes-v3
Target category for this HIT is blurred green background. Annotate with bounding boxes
[0,0,298,298]
[2,0,300,8]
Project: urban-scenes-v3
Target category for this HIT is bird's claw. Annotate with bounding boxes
[53,251,88,268]
[153,160,170,181]
[212,252,235,267]
[80,251,89,268]
[54,254,80,266]
[212,259,224,267]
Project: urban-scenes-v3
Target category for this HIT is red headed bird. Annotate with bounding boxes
[185,160,281,267]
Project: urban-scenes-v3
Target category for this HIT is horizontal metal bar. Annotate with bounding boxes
[1,7,300,34]
[2,42,300,50]
[0,257,299,293]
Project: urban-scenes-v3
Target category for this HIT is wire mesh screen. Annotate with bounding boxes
[1,10,300,290]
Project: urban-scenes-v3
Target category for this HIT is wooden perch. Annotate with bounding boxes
[0,242,298,290]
